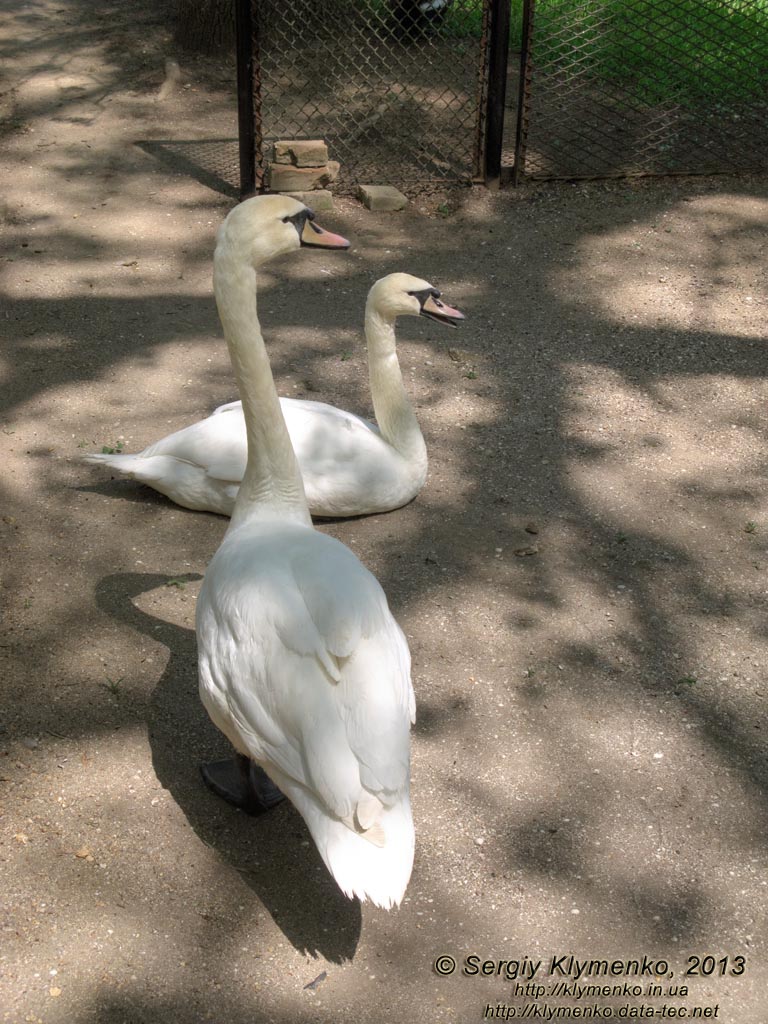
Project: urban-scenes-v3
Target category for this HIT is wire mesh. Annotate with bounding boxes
[253,0,491,191]
[508,0,768,180]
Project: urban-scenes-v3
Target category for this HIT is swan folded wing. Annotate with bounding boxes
[283,402,382,467]
[200,549,413,825]
[207,619,404,824]
[335,625,413,796]
[286,537,415,726]
[211,399,243,416]
[289,548,415,796]
[199,600,312,786]
[193,400,380,485]
[143,409,248,483]
[211,397,381,439]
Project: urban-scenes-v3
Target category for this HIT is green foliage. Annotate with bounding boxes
[101,675,124,696]
[444,0,766,107]
[530,0,768,107]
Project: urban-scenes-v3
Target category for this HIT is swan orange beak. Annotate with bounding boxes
[301,219,350,249]
[421,293,465,328]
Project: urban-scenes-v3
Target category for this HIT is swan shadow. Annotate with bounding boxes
[77,479,412,523]
[95,571,362,962]
[75,479,181,508]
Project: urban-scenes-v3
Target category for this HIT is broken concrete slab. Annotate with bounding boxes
[358,184,407,212]
[268,161,340,192]
[273,140,329,167]
[283,189,333,212]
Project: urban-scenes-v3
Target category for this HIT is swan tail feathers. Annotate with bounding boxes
[84,451,182,488]
[269,767,413,908]
[324,798,414,908]
[360,820,386,849]
[314,795,414,908]
[355,792,384,832]
[85,452,235,513]
[83,451,149,478]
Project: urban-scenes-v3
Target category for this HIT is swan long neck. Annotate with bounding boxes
[214,245,311,530]
[365,303,427,467]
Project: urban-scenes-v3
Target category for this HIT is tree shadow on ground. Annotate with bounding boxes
[3,7,768,1009]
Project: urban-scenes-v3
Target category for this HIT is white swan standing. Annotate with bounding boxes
[85,274,464,518]
[196,195,416,908]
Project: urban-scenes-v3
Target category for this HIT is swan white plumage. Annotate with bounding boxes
[84,273,463,518]
[195,195,416,908]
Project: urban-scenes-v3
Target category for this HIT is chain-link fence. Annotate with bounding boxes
[248,0,491,192]
[507,0,768,180]
[232,0,768,192]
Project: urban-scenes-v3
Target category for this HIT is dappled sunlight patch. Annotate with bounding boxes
[563,363,768,539]
[0,721,273,1016]
[13,69,106,108]
[3,333,231,442]
[3,0,768,1012]
[131,578,201,633]
[555,193,768,337]
[424,389,504,429]
[2,242,214,301]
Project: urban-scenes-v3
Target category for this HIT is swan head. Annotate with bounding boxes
[367,272,465,327]
[215,195,350,268]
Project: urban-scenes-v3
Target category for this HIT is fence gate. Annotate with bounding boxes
[236,0,501,196]
[236,0,768,192]
[507,0,768,182]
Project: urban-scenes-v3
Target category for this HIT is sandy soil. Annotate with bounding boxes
[1,2,768,1022]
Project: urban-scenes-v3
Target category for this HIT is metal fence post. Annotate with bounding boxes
[512,0,534,186]
[484,0,512,188]
[235,0,264,198]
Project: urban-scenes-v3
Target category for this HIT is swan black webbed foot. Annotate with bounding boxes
[200,753,285,814]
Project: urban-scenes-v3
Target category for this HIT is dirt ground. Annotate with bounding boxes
[2,2,768,1023]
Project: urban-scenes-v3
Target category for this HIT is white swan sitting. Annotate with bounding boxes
[196,195,416,908]
[85,273,463,518]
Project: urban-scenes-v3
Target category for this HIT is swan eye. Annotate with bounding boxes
[407,287,441,308]
[282,208,316,239]
[282,208,315,224]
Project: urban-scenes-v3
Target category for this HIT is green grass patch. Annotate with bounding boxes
[444,0,768,107]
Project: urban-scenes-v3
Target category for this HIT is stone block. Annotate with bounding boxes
[284,190,334,212]
[273,141,294,164]
[273,139,329,167]
[268,161,340,193]
[357,184,407,212]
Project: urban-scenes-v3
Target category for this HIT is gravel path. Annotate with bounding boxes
[1,2,767,1021]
